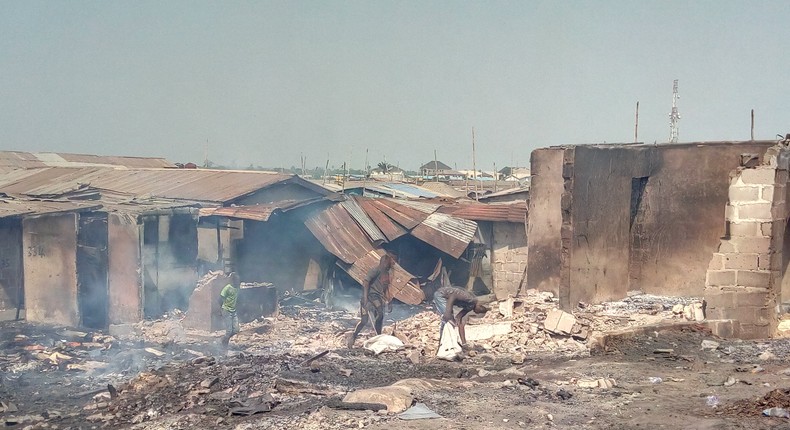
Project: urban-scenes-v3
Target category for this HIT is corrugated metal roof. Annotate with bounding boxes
[418,181,467,198]
[369,199,429,229]
[356,198,408,241]
[341,197,386,245]
[0,167,317,203]
[198,199,321,221]
[411,212,478,258]
[445,202,528,224]
[391,198,442,214]
[342,250,423,305]
[376,183,439,198]
[305,203,372,265]
[0,198,102,219]
[478,186,530,200]
[0,150,175,170]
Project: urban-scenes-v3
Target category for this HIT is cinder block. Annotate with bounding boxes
[761,186,775,201]
[738,323,771,340]
[737,203,773,221]
[708,254,724,270]
[761,222,773,236]
[718,241,736,253]
[704,289,734,307]
[707,319,739,338]
[729,186,760,202]
[732,237,772,253]
[740,168,776,185]
[706,269,735,286]
[736,270,771,288]
[723,253,759,270]
[758,255,772,270]
[729,222,762,237]
[732,289,769,307]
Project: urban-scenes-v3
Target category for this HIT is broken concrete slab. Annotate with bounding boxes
[543,309,577,335]
[343,386,413,413]
[465,322,513,341]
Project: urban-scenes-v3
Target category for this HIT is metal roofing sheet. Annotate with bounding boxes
[411,212,477,258]
[305,203,372,265]
[370,199,430,229]
[0,199,102,219]
[342,197,386,245]
[0,167,305,203]
[356,198,408,242]
[446,202,528,224]
[389,198,441,214]
[378,183,439,198]
[0,150,174,169]
[198,199,320,221]
[342,250,424,305]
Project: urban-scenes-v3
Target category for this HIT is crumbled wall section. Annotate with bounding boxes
[705,146,789,339]
[491,222,528,299]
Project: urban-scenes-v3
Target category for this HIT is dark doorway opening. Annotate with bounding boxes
[628,176,650,291]
[77,214,109,329]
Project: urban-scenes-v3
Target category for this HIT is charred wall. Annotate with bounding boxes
[526,148,564,296]
[531,142,776,309]
[0,219,23,312]
[107,213,142,324]
[23,213,79,326]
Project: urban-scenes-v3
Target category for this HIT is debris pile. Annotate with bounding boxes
[724,388,790,417]
[0,328,115,375]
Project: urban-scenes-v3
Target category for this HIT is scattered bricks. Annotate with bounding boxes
[731,237,772,254]
[739,168,776,185]
[736,270,771,288]
[761,222,773,236]
[543,309,577,335]
[723,253,759,270]
[729,186,760,202]
[761,186,775,201]
[706,270,736,286]
[708,254,725,270]
[736,203,773,221]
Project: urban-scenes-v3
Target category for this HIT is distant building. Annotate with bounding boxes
[419,160,453,176]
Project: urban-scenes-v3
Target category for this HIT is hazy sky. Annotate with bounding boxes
[1,1,788,171]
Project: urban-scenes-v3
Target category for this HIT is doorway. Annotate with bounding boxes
[77,214,109,329]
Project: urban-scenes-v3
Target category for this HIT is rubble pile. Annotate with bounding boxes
[0,328,116,376]
[723,388,790,417]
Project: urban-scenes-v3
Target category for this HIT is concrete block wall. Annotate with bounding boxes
[705,161,785,339]
[492,222,528,299]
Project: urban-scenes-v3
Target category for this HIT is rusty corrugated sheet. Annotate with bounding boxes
[444,202,528,223]
[0,150,174,170]
[0,167,309,204]
[305,203,372,265]
[198,199,319,221]
[342,250,424,305]
[0,199,102,219]
[411,212,478,258]
[342,197,386,245]
[356,198,407,241]
[369,199,429,230]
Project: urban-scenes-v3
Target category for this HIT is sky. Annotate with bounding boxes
[1,1,789,171]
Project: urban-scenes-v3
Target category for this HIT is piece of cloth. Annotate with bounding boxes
[220,283,239,313]
[437,323,462,361]
[223,309,240,337]
[398,403,442,420]
[433,286,477,316]
[362,334,405,355]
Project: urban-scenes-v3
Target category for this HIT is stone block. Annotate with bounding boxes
[343,385,413,413]
[718,240,736,253]
[729,186,760,202]
[729,222,762,237]
[543,309,577,335]
[761,186,775,201]
[736,203,773,221]
[761,222,773,236]
[736,270,771,288]
[706,270,736,286]
[731,288,769,307]
[707,319,740,338]
[723,253,759,270]
[740,168,776,185]
[738,323,771,340]
[465,322,513,341]
[732,237,771,253]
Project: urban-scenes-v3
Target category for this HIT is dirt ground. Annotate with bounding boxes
[3,303,790,429]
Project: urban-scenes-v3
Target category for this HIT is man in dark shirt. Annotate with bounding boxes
[347,253,394,348]
[433,285,487,345]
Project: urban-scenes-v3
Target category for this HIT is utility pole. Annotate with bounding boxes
[362,148,369,197]
[669,80,680,143]
[433,149,438,182]
[751,109,755,141]
[471,127,478,201]
[493,162,498,193]
[323,156,329,185]
[634,101,639,143]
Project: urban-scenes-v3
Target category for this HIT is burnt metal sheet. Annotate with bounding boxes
[356,198,408,241]
[305,204,372,265]
[342,197,386,245]
[0,199,102,219]
[0,150,174,170]
[444,202,528,224]
[369,199,429,230]
[341,250,424,305]
[411,212,477,258]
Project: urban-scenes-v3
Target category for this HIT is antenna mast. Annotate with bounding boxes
[669,79,680,143]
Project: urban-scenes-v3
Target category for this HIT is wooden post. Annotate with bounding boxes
[493,162,498,193]
[634,101,639,143]
[472,127,478,201]
[362,149,368,197]
[751,109,755,141]
[434,149,438,182]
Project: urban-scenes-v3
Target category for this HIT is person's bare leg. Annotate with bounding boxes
[373,309,384,335]
[348,314,369,348]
